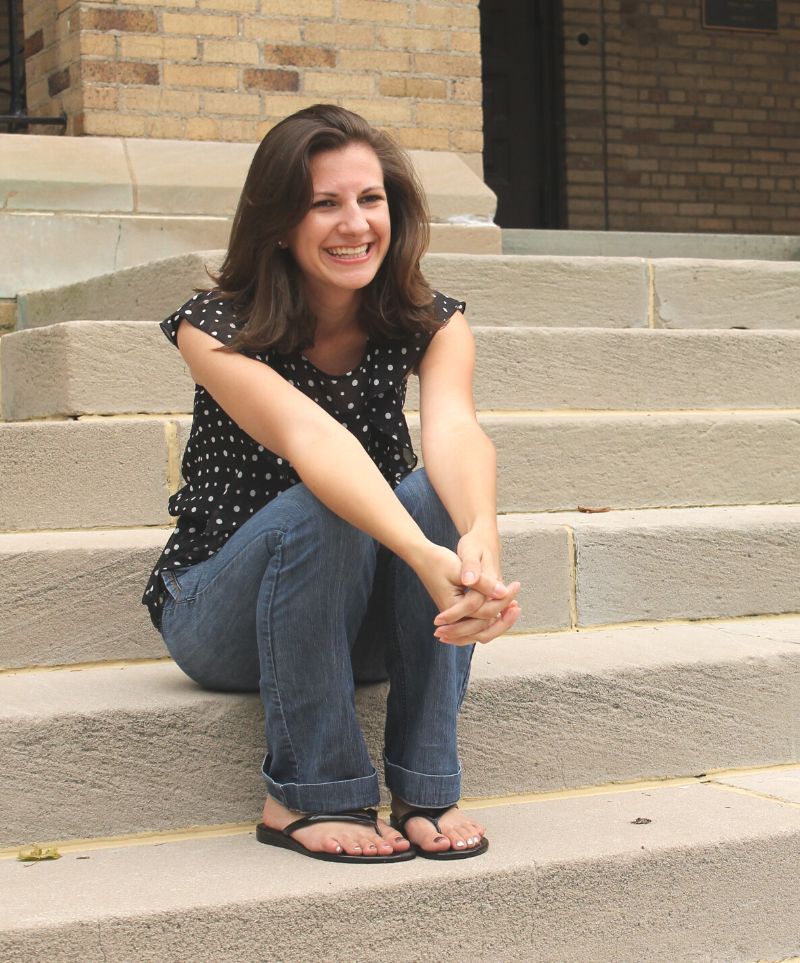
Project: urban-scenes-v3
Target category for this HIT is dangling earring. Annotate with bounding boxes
[277,240,286,248]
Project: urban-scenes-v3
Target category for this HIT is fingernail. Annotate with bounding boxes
[463,571,475,584]
[434,616,445,625]
[493,583,505,597]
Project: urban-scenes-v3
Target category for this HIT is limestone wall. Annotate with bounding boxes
[22,0,482,163]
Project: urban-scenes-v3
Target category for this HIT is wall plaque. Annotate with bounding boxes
[703,0,778,31]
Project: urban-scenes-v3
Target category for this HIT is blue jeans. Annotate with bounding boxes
[160,469,474,813]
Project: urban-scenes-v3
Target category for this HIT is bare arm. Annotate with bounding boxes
[176,320,508,617]
[418,311,521,642]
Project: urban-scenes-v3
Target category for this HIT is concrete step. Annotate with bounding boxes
[502,226,800,260]
[3,620,800,847]
[17,250,800,330]
[0,523,569,670]
[6,505,800,671]
[6,322,800,420]
[5,505,800,670]
[411,411,800,514]
[0,417,184,531]
[507,504,800,627]
[0,529,167,670]
[0,138,499,297]
[3,412,800,531]
[3,778,800,963]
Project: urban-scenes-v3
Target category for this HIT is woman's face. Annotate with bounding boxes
[286,143,391,300]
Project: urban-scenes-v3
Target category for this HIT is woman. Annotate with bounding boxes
[143,105,521,864]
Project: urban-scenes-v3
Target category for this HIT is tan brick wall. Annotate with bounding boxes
[562,0,800,234]
[22,0,482,158]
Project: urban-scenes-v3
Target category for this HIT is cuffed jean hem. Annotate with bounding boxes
[383,755,462,809]
[262,757,381,814]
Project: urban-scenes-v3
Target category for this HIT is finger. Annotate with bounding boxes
[434,616,489,643]
[441,605,520,647]
[460,555,481,588]
[460,583,521,622]
[473,604,522,644]
[434,589,492,625]
[435,582,520,626]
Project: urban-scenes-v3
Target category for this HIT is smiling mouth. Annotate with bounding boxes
[325,243,371,260]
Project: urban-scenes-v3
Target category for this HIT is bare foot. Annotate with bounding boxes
[262,795,410,858]
[391,797,485,854]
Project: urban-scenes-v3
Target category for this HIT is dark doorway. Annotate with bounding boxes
[481,0,564,228]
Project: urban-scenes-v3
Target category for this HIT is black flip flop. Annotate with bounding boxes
[390,805,489,860]
[256,808,416,863]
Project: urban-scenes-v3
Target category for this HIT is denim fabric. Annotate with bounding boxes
[160,469,473,813]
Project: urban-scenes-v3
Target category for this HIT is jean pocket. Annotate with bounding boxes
[161,567,192,602]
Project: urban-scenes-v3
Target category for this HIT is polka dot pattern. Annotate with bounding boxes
[143,290,465,628]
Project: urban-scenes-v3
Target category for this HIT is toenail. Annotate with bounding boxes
[335,845,343,853]
[395,837,405,844]
[434,835,446,843]
[455,840,465,848]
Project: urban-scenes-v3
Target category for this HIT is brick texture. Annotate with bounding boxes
[22,0,482,159]
[562,0,800,234]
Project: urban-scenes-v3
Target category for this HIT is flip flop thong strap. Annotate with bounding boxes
[282,809,379,837]
[394,805,455,835]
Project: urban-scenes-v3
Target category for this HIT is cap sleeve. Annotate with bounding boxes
[432,291,466,323]
[160,292,242,347]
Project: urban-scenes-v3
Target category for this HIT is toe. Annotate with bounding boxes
[406,816,450,853]
[378,819,410,852]
[445,827,470,850]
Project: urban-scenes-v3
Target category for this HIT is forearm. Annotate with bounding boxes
[288,427,430,569]
[421,422,499,540]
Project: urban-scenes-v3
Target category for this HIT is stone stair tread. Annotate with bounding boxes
[18,250,800,331]
[504,504,800,625]
[3,781,800,963]
[3,507,800,671]
[6,321,800,420]
[3,620,800,847]
[4,412,800,531]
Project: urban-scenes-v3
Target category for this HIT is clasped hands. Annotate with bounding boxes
[415,530,521,647]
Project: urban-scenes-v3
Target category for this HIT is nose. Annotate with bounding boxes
[338,199,370,236]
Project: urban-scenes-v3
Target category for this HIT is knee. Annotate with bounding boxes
[395,469,458,549]
[277,484,374,557]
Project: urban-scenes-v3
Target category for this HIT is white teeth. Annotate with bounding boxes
[327,244,369,258]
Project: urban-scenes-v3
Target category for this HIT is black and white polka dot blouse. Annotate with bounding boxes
[142,290,466,629]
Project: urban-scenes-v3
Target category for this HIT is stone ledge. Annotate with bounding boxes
[17,251,651,328]
[7,322,800,421]
[2,624,800,845]
[2,782,800,962]
[0,134,495,222]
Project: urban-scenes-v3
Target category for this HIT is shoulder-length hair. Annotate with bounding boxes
[213,104,438,354]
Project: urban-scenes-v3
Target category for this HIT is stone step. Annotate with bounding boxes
[3,777,800,963]
[17,250,800,330]
[6,321,800,420]
[0,529,167,670]
[3,412,800,532]
[5,506,800,670]
[3,620,800,847]
[509,505,800,626]
[0,523,569,670]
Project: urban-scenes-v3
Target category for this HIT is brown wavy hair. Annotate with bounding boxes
[213,104,439,354]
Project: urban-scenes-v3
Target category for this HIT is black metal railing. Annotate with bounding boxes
[0,0,66,131]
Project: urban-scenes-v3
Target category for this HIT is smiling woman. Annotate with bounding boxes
[141,105,520,865]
